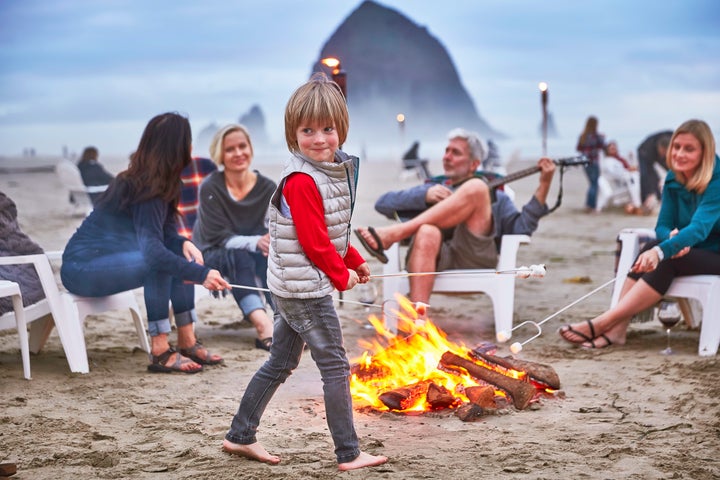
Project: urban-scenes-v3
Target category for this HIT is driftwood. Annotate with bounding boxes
[426,383,459,409]
[472,351,561,389]
[378,380,431,410]
[455,403,485,422]
[379,380,460,411]
[464,385,496,409]
[440,352,536,410]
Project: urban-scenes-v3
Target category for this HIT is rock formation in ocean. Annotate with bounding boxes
[193,105,269,157]
[313,0,501,147]
[194,122,219,158]
[239,105,269,146]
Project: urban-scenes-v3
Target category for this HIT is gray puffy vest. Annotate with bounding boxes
[267,151,359,299]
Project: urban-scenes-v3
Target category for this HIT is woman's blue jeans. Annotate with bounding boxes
[61,250,195,336]
[583,162,600,209]
[225,294,360,464]
[203,247,273,314]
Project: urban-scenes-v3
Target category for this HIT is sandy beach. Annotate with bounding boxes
[1,155,718,480]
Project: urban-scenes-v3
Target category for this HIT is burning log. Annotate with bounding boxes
[472,351,561,389]
[464,385,497,409]
[455,403,485,422]
[426,383,459,409]
[378,380,460,411]
[378,380,431,411]
[439,352,536,410]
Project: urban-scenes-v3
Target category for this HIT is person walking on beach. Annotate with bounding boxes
[221,73,388,471]
[576,116,606,212]
[637,129,673,212]
[61,112,230,373]
[559,119,720,349]
[354,128,556,305]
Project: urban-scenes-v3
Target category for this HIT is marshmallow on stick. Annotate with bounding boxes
[515,264,546,278]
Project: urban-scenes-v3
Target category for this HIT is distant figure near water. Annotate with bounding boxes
[76,146,114,205]
[637,130,673,212]
[576,116,606,212]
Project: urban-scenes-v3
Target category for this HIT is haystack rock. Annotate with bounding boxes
[314,0,501,146]
[239,104,269,146]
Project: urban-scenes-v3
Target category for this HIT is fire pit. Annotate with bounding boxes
[350,296,561,421]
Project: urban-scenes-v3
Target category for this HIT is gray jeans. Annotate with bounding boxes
[225,294,360,464]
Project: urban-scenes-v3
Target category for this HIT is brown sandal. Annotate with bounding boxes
[179,340,223,365]
[147,347,203,374]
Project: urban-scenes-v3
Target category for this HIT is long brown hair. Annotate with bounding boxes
[577,116,598,147]
[669,119,716,194]
[113,112,192,210]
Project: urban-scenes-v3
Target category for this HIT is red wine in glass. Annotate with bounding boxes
[657,301,681,355]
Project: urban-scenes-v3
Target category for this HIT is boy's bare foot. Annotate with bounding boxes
[338,451,388,471]
[222,439,280,465]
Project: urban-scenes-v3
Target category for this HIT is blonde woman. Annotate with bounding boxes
[192,124,275,350]
[560,119,720,349]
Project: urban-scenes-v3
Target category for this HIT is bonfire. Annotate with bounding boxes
[349,296,561,420]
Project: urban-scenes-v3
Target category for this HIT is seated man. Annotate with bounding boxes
[355,128,556,304]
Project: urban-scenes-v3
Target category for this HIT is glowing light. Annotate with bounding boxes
[538,81,548,92]
[321,57,340,71]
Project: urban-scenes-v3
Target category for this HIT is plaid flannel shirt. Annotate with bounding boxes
[177,157,217,239]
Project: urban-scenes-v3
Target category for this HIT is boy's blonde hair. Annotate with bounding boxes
[209,123,254,166]
[284,72,349,152]
[668,119,716,194]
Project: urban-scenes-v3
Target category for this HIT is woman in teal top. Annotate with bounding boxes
[560,119,720,349]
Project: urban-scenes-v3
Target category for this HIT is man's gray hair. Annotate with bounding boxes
[447,128,486,162]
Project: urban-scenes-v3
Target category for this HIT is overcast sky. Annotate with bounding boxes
[1,0,719,161]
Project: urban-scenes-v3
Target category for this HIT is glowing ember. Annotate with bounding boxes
[349,295,541,414]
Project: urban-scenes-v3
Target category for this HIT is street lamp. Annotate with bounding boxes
[538,82,548,156]
[321,57,347,99]
[396,113,405,137]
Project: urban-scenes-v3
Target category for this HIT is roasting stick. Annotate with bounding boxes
[371,264,547,279]
[225,283,384,309]
[497,277,618,354]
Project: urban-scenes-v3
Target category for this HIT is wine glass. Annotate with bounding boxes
[657,300,682,355]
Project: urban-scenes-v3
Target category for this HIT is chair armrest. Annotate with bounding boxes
[496,234,531,270]
[610,228,656,307]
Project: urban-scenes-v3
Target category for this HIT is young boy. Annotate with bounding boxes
[222,73,388,471]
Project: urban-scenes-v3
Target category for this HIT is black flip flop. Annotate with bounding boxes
[583,334,613,349]
[559,319,595,344]
[354,227,388,264]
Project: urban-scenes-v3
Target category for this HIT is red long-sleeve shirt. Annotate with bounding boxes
[282,172,366,291]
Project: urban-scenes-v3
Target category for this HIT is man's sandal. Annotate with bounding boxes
[148,347,203,374]
[179,340,223,365]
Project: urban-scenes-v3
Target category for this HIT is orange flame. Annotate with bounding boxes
[350,295,517,412]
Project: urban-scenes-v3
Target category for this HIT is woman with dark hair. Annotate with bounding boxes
[61,112,230,373]
[576,116,606,212]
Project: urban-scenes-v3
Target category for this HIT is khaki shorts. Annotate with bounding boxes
[438,223,498,270]
[407,223,499,271]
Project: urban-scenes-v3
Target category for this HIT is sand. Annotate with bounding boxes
[1,156,718,480]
